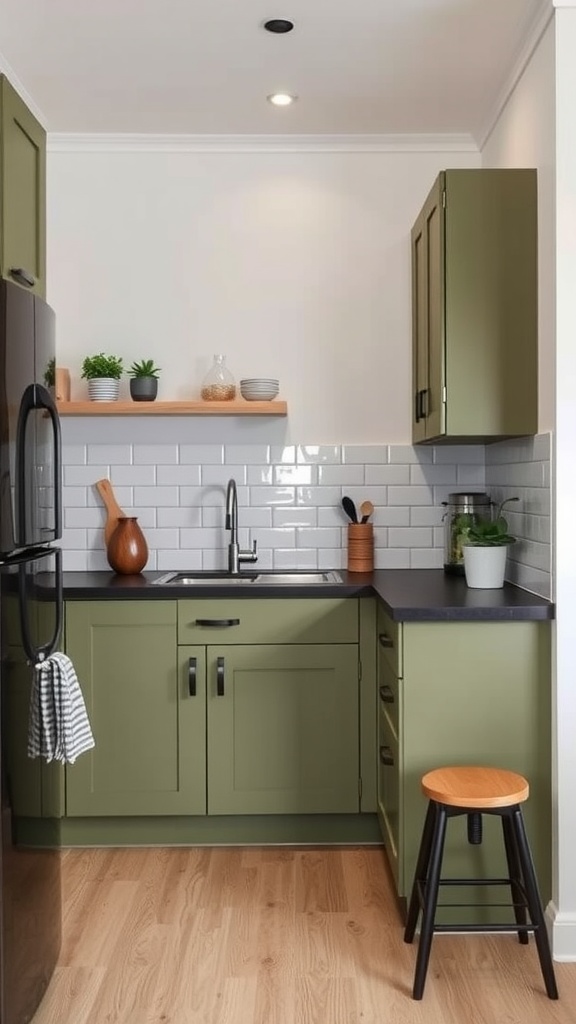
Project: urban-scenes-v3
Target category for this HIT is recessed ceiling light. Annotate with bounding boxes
[263,19,294,33]
[267,93,297,107]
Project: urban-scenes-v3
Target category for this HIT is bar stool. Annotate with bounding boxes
[404,765,558,1001]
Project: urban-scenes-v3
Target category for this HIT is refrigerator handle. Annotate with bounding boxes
[9,267,35,288]
[15,383,62,542]
[18,547,63,664]
[36,384,63,539]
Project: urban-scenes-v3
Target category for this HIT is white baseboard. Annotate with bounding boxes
[546,901,576,960]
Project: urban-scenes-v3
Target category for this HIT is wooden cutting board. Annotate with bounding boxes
[95,478,126,545]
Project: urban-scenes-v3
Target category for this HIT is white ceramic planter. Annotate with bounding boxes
[88,378,120,401]
[463,545,509,589]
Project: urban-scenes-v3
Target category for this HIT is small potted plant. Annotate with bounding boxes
[462,497,519,589]
[43,357,56,394]
[81,353,124,401]
[128,358,161,402]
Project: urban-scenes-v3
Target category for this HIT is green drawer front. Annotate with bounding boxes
[378,657,399,740]
[377,712,401,891]
[178,598,358,645]
[377,603,402,677]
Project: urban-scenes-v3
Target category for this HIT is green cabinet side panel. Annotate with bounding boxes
[207,644,360,815]
[444,170,538,438]
[0,76,46,297]
[65,601,206,816]
[359,597,377,811]
[399,621,551,921]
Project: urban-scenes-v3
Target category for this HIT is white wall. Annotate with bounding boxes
[46,144,478,445]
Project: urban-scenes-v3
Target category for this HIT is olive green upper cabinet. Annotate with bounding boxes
[411,169,538,444]
[0,75,46,297]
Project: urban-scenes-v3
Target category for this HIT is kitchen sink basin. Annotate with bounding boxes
[153,570,343,586]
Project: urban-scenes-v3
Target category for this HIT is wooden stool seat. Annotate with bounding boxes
[404,764,558,1002]
[421,765,529,808]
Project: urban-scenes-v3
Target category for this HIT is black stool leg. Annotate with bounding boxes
[501,814,529,944]
[511,807,559,999]
[412,803,448,1000]
[404,800,436,943]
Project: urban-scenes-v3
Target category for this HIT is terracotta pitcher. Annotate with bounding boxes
[107,516,148,574]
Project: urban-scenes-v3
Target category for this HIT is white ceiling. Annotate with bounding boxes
[0,0,551,141]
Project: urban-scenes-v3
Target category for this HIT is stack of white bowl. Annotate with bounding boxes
[240,378,280,401]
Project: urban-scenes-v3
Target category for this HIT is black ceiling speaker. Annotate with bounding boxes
[263,19,294,33]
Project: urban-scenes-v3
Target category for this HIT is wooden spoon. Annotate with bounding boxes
[360,500,374,524]
[95,478,127,545]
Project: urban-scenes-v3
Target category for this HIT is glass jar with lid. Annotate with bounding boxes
[201,354,236,401]
[442,492,492,574]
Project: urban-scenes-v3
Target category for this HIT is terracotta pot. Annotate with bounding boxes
[107,517,148,574]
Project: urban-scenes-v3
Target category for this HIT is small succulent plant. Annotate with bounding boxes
[128,359,161,379]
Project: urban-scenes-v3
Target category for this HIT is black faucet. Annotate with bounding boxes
[225,478,258,575]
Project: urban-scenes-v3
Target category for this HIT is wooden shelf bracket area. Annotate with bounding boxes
[56,399,287,416]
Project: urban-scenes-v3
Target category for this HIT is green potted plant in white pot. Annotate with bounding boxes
[81,353,124,401]
[462,498,519,589]
[128,358,161,402]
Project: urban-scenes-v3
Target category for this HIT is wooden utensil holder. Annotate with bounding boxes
[347,523,374,573]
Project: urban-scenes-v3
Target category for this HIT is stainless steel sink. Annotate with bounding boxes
[153,570,343,586]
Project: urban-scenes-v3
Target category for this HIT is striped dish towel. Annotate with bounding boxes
[28,652,95,765]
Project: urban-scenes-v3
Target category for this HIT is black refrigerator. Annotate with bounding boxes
[0,279,63,1023]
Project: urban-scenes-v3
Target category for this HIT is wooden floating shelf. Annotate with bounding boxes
[57,399,287,417]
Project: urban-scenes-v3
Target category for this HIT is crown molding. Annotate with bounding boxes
[47,132,478,154]
[477,0,555,149]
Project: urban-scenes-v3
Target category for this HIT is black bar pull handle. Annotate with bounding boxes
[379,745,395,767]
[188,657,197,696]
[195,618,240,628]
[379,684,394,704]
[10,267,35,288]
[378,632,394,649]
[217,656,225,696]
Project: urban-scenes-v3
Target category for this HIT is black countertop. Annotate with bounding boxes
[61,569,554,622]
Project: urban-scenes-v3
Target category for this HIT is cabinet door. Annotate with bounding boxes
[207,644,359,814]
[65,602,206,816]
[0,76,46,297]
[411,173,444,443]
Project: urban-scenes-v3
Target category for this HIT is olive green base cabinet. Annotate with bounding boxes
[376,604,551,924]
[202,644,359,814]
[65,602,207,816]
[0,75,46,297]
[411,169,537,443]
[65,598,373,829]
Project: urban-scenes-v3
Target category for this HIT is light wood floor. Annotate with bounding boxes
[31,845,576,1024]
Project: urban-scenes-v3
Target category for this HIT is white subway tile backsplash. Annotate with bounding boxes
[366,464,410,485]
[134,485,179,507]
[318,464,364,486]
[247,466,273,485]
[343,445,388,465]
[225,444,270,464]
[275,465,316,486]
[133,445,179,465]
[111,465,156,485]
[59,433,551,599]
[87,444,132,465]
[389,527,433,548]
[87,549,112,571]
[273,508,317,528]
[297,445,341,464]
[180,444,224,465]
[62,445,87,465]
[157,465,201,486]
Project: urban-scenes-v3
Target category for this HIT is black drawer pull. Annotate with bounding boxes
[380,745,395,767]
[188,657,197,696]
[217,656,225,696]
[379,684,394,704]
[379,632,394,649]
[195,618,240,627]
[10,267,35,288]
